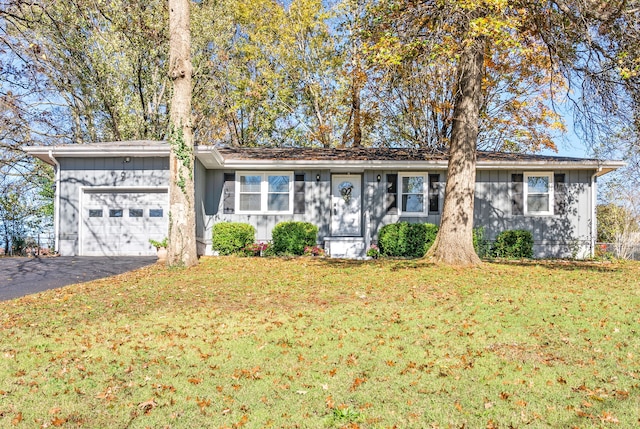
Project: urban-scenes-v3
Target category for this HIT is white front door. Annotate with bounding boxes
[331,175,362,236]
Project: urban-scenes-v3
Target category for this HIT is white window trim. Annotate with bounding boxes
[398,172,429,216]
[524,171,554,216]
[235,171,294,215]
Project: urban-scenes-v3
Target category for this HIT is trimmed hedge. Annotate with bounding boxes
[378,222,438,258]
[492,229,534,258]
[211,222,256,255]
[271,221,318,256]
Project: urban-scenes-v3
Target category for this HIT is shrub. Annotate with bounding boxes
[211,222,256,255]
[472,227,491,258]
[492,229,534,258]
[378,222,438,258]
[366,244,380,259]
[303,245,325,257]
[242,242,271,257]
[271,221,318,256]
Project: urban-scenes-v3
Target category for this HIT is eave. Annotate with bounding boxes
[23,142,625,176]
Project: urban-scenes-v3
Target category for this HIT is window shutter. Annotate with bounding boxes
[554,173,566,215]
[223,172,235,214]
[294,173,305,214]
[511,174,523,216]
[386,174,398,214]
[428,173,440,214]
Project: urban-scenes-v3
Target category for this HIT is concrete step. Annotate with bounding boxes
[323,237,366,259]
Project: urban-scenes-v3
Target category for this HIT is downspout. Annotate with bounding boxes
[590,167,602,258]
[48,150,61,254]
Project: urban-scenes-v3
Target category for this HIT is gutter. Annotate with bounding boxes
[48,150,61,254]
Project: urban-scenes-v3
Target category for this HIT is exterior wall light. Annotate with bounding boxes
[376,174,381,182]
[316,174,321,182]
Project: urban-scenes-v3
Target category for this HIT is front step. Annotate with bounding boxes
[323,237,367,259]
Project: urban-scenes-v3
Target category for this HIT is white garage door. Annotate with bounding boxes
[81,189,168,256]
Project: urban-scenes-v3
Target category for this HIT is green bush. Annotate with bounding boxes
[378,222,438,258]
[473,226,491,258]
[271,221,318,256]
[492,229,534,259]
[211,222,256,255]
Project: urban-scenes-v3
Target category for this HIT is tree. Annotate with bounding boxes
[1,0,170,143]
[366,0,638,265]
[168,0,197,267]
[597,203,640,259]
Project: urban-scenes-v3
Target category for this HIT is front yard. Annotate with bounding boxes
[1,257,639,428]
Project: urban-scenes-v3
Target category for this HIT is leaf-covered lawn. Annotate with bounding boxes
[1,257,639,428]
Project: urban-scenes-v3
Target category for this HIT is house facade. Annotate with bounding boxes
[25,141,623,259]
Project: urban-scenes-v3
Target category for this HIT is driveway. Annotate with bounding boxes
[0,256,157,301]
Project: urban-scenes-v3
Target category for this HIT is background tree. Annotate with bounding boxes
[1,0,170,143]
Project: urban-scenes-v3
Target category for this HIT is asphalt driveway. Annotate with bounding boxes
[0,256,157,301]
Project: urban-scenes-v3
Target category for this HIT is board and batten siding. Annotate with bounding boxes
[201,167,595,258]
[57,157,169,255]
[474,169,594,258]
[201,170,331,253]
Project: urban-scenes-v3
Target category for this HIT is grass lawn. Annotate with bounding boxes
[1,257,639,428]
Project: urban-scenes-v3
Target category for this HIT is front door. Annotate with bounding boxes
[331,175,362,236]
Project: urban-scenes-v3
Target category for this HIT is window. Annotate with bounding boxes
[89,209,103,218]
[267,175,290,212]
[129,209,143,218]
[149,209,164,218]
[109,209,123,218]
[238,175,261,211]
[399,174,427,215]
[236,172,293,214]
[428,174,440,214]
[524,172,554,215]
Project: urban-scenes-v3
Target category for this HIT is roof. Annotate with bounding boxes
[23,140,625,176]
[215,147,598,163]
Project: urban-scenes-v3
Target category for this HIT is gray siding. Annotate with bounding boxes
[202,170,330,248]
[194,159,208,254]
[55,155,597,259]
[203,167,595,258]
[474,169,593,258]
[58,157,169,255]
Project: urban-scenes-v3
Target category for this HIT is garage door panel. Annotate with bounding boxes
[81,190,168,256]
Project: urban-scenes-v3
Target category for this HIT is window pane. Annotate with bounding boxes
[149,209,163,218]
[268,175,289,193]
[402,194,424,212]
[89,209,103,218]
[268,194,290,212]
[129,209,143,218]
[240,175,261,192]
[402,176,424,194]
[109,209,123,218]
[527,195,549,212]
[528,176,549,193]
[240,194,261,211]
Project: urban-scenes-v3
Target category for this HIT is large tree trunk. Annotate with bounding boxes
[168,0,198,267]
[425,37,484,266]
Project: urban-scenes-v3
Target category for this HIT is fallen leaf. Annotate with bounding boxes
[138,398,157,414]
[11,412,22,425]
[600,411,619,423]
[51,417,66,427]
